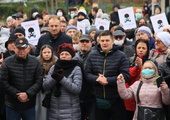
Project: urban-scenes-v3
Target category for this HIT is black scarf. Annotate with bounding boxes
[54,59,78,77]
[53,59,78,97]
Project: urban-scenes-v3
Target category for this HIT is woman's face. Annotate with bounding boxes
[59,51,72,60]
[136,42,148,57]
[155,37,167,51]
[138,19,147,26]
[42,47,52,61]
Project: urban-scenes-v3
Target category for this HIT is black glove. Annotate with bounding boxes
[51,69,64,81]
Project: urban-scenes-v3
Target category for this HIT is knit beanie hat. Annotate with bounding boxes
[57,43,75,58]
[156,32,170,47]
[5,35,18,49]
[14,26,25,36]
[88,27,97,34]
[137,26,152,37]
[35,14,43,19]
[66,26,78,33]
[113,3,120,9]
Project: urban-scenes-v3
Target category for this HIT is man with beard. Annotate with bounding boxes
[74,34,95,120]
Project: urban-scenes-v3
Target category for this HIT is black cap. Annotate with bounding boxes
[5,35,18,49]
[12,13,23,19]
[15,37,29,48]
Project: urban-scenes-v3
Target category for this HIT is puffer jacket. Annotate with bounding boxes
[0,54,43,110]
[117,77,170,120]
[43,65,82,120]
[85,45,129,100]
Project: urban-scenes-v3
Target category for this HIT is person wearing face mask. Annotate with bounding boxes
[55,8,66,17]
[135,8,143,21]
[113,27,134,58]
[117,60,170,120]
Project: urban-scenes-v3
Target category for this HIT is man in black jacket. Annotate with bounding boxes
[35,15,72,56]
[85,30,129,120]
[0,37,43,120]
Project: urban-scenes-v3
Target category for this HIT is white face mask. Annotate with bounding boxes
[57,12,63,17]
[114,40,124,46]
[73,44,80,52]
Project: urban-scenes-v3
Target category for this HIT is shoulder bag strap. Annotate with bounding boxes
[136,81,143,104]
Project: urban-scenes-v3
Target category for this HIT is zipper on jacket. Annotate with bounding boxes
[23,61,26,90]
[103,53,107,99]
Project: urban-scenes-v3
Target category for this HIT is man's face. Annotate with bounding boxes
[43,15,49,25]
[14,33,25,38]
[14,46,30,59]
[78,40,92,53]
[99,35,114,53]
[36,18,44,26]
[48,19,61,36]
[66,29,76,37]
[60,23,67,32]
[7,41,15,51]
[136,32,149,41]
[16,18,24,26]
[89,31,96,40]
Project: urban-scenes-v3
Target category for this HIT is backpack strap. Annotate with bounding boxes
[136,81,143,104]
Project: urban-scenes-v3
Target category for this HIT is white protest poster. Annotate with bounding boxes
[95,18,110,30]
[77,21,86,34]
[21,20,40,45]
[150,13,169,33]
[118,7,137,30]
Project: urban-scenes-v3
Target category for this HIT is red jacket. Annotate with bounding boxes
[124,66,142,111]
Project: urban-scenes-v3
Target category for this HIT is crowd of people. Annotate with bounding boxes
[0,0,170,120]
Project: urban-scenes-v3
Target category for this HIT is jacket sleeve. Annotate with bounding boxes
[161,87,170,105]
[60,66,82,95]
[43,65,57,91]
[26,60,43,99]
[34,37,42,57]
[117,80,134,100]
[0,62,20,99]
[85,54,99,85]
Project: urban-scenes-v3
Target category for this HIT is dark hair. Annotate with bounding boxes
[92,7,98,13]
[39,45,57,75]
[99,30,113,39]
[135,39,149,64]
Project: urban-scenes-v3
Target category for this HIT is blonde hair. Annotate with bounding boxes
[142,60,159,78]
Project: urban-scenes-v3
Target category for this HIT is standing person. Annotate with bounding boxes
[74,34,95,120]
[113,28,134,58]
[43,43,82,120]
[126,39,151,120]
[36,45,57,120]
[85,30,129,120]
[0,37,43,120]
[110,3,121,28]
[117,60,170,120]
[35,15,72,56]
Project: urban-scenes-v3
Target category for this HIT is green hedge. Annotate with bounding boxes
[0,1,46,22]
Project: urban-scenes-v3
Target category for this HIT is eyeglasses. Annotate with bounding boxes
[114,36,124,39]
[154,40,162,44]
[80,40,90,43]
